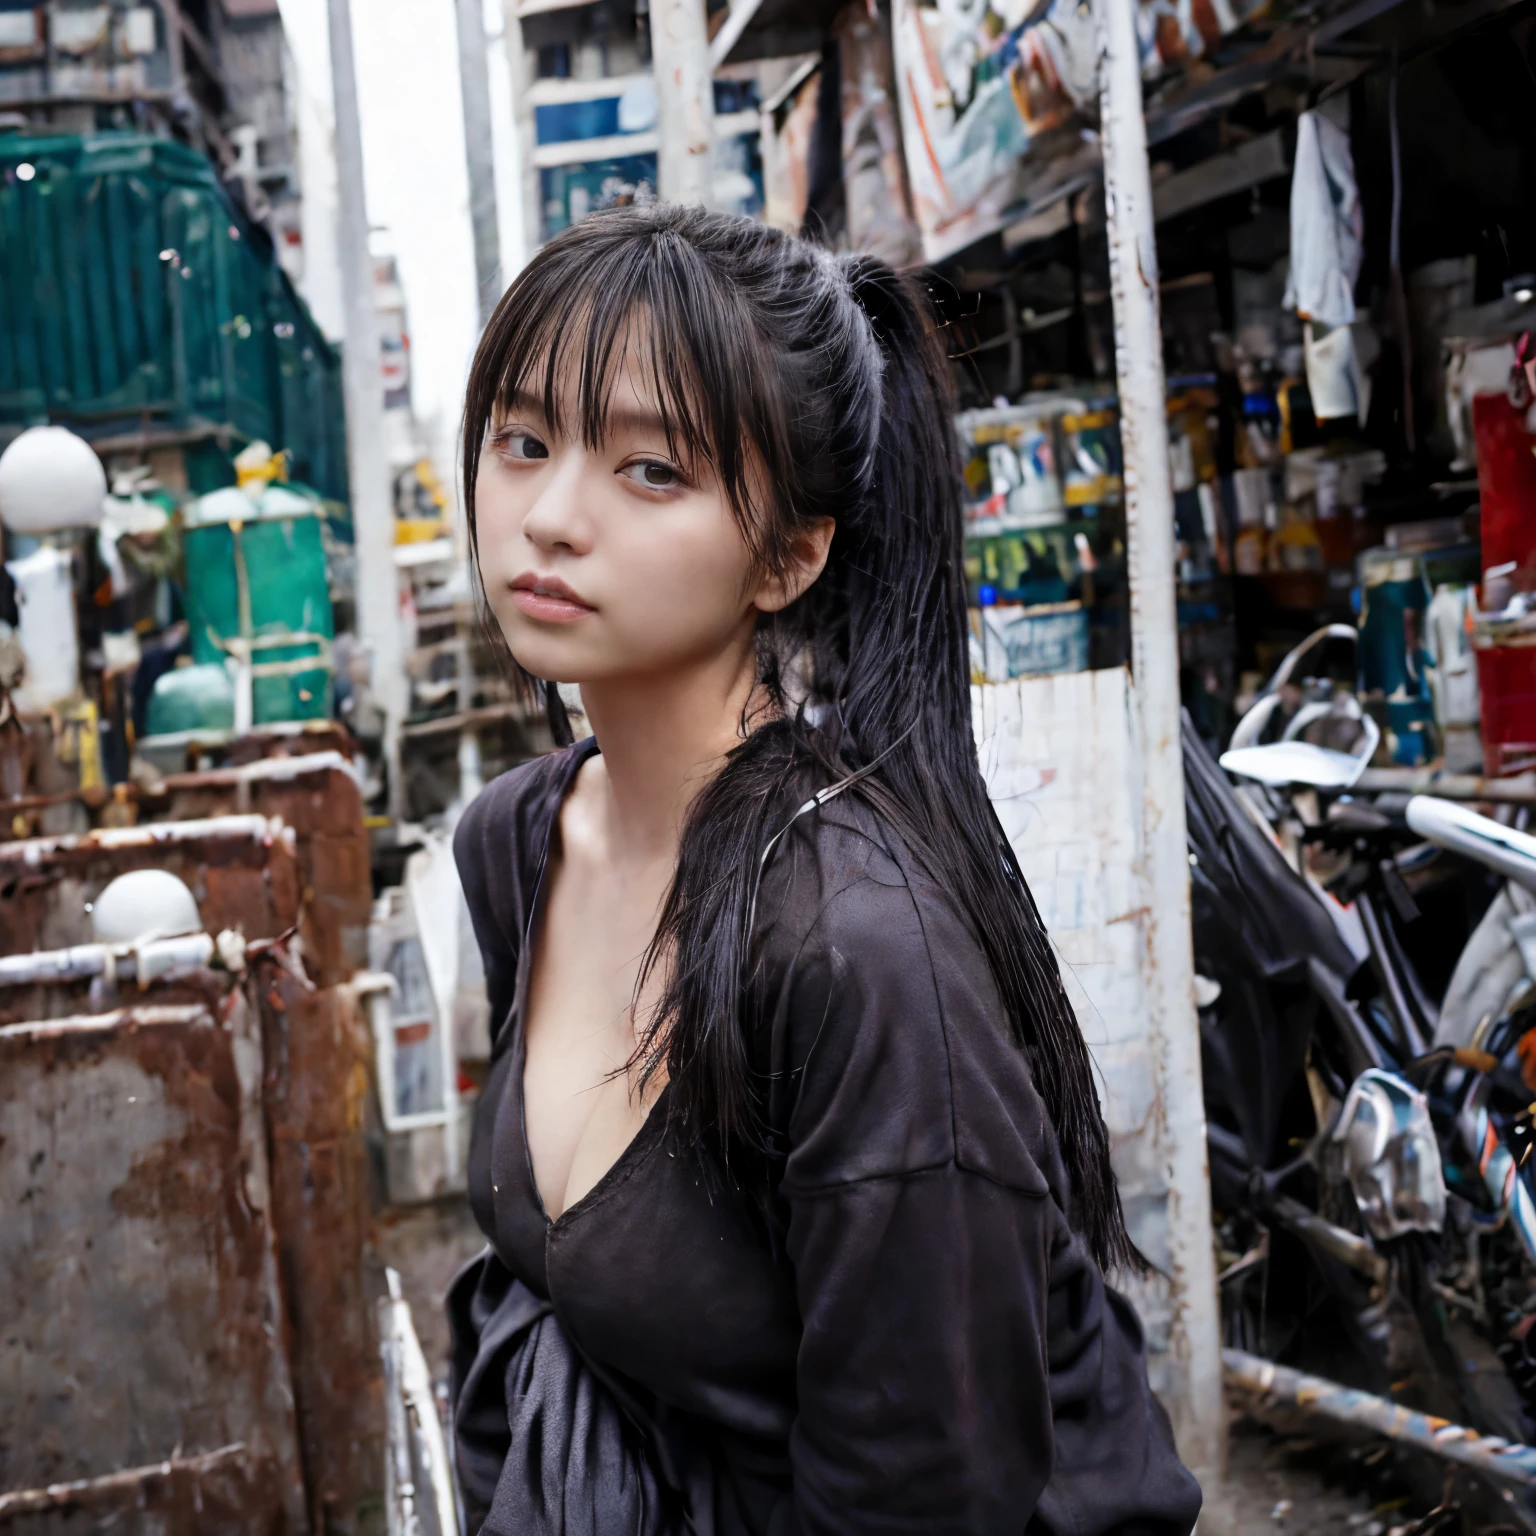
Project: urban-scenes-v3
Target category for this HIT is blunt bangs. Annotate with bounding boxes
[463,216,793,575]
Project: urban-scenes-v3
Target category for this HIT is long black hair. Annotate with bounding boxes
[462,203,1134,1272]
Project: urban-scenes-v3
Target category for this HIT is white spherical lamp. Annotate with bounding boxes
[0,425,107,534]
[91,870,202,943]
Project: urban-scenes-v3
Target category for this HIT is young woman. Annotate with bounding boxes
[449,202,1201,1536]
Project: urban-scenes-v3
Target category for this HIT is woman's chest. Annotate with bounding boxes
[484,1078,800,1435]
[522,850,667,1222]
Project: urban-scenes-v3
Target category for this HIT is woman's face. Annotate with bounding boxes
[475,353,817,689]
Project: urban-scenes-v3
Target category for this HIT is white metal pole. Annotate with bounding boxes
[499,0,539,261]
[326,0,407,814]
[1094,0,1227,1494]
[456,0,503,324]
[651,0,714,205]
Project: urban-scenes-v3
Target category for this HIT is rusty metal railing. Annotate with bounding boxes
[1226,1348,1536,1483]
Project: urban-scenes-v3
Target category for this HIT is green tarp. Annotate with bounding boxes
[0,133,348,505]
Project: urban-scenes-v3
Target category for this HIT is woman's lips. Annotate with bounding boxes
[509,574,595,624]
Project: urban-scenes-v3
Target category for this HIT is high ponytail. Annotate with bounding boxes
[831,256,1135,1272]
[461,204,1135,1272]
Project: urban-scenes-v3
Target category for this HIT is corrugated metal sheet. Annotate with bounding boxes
[0,133,347,503]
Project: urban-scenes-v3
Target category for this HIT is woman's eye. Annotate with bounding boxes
[620,460,680,489]
[499,432,549,462]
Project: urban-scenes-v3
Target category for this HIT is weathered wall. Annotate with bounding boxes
[975,668,1179,1394]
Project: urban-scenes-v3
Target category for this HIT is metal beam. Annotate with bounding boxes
[708,0,763,71]
[1093,0,1226,1489]
[1151,128,1289,224]
[326,0,407,817]
[532,130,660,168]
[0,1444,251,1518]
[652,0,715,204]
[1227,1349,1536,1483]
[456,0,504,324]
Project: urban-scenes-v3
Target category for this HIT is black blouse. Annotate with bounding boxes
[449,740,1201,1536]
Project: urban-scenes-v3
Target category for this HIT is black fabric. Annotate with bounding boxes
[451,741,1202,1536]
[448,1252,680,1535]
[1182,713,1356,979]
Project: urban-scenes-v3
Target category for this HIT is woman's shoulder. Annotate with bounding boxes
[453,742,587,923]
[457,741,585,848]
[757,790,1062,1200]
[755,790,973,977]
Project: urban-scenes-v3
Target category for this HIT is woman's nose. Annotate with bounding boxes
[521,451,593,555]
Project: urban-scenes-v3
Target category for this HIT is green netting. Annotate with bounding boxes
[0,133,347,505]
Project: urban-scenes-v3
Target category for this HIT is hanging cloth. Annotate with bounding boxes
[1285,108,1366,419]
[1285,108,1363,326]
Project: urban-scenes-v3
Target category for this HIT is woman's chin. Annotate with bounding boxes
[507,643,606,689]
[503,626,590,681]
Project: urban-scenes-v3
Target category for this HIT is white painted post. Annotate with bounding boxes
[327,0,408,814]
[456,0,503,324]
[498,0,539,262]
[1093,0,1227,1494]
[651,0,715,205]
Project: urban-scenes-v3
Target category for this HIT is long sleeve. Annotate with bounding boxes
[763,816,1200,1536]
[770,849,1056,1534]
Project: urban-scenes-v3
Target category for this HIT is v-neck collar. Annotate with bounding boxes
[507,736,671,1231]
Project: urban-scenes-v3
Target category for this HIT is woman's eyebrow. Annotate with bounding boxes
[606,407,670,437]
[499,389,548,420]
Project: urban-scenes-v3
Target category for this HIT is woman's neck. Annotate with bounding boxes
[577,643,757,866]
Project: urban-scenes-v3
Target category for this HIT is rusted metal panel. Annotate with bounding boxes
[0,999,310,1532]
[0,1442,295,1533]
[252,954,386,1530]
[158,762,372,986]
[0,936,234,1026]
[221,722,360,767]
[0,939,386,1530]
[0,817,300,956]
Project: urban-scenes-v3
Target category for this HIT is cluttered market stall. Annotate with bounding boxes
[0,23,535,1524]
[16,0,1536,1526]
[733,0,1536,1515]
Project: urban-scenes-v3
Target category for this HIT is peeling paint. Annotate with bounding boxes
[0,995,308,1530]
[252,955,385,1528]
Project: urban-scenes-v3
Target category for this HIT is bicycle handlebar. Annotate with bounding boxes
[1405,795,1536,891]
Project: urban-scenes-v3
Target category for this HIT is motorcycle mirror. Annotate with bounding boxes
[1228,623,1361,752]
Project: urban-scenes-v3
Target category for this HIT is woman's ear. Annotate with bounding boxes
[753,518,835,614]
